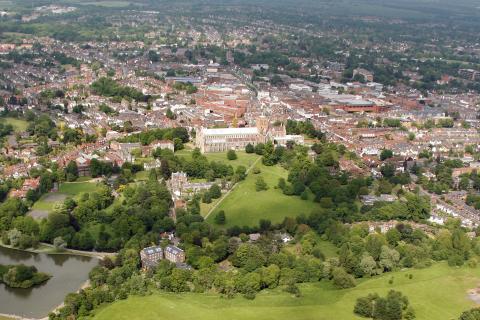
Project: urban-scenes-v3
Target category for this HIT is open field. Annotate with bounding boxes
[0,117,28,132]
[206,163,318,227]
[30,181,102,218]
[175,149,260,170]
[93,262,480,320]
[58,181,101,196]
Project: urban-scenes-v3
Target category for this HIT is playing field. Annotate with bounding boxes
[206,163,318,227]
[0,117,28,132]
[30,181,102,218]
[92,262,480,320]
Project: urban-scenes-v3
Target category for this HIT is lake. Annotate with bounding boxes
[0,246,98,319]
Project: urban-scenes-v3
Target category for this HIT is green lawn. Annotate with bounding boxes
[31,181,102,214]
[0,117,28,132]
[175,149,260,170]
[134,171,149,181]
[206,164,318,227]
[58,181,102,196]
[92,262,480,320]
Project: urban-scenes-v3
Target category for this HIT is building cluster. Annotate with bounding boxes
[0,8,479,231]
[140,244,188,270]
[195,116,303,153]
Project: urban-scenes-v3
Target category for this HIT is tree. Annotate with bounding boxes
[214,210,226,225]
[354,294,378,318]
[359,254,378,277]
[202,191,212,204]
[262,141,276,166]
[65,161,79,182]
[53,236,67,251]
[365,234,387,261]
[209,184,222,199]
[160,159,171,180]
[227,149,237,160]
[259,219,271,231]
[245,143,254,153]
[459,308,480,320]
[331,267,356,289]
[8,228,22,247]
[237,272,261,299]
[381,163,395,178]
[254,143,265,155]
[259,264,280,289]
[235,165,247,180]
[355,290,412,320]
[166,108,176,120]
[255,176,268,191]
[231,243,266,272]
[379,245,400,271]
[173,138,184,151]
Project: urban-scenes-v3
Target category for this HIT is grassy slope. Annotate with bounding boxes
[93,262,479,320]
[206,163,318,227]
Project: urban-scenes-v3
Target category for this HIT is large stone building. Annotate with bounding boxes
[195,117,303,153]
[167,171,214,200]
[164,245,185,264]
[140,246,163,270]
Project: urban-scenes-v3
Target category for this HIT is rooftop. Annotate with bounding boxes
[202,127,258,135]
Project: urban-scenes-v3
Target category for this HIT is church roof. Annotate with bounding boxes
[202,127,258,135]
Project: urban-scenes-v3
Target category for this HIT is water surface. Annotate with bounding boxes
[0,246,98,319]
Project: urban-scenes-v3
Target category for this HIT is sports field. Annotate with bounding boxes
[30,181,102,218]
[0,117,28,132]
[92,262,480,320]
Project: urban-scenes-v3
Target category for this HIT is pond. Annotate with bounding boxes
[0,246,98,319]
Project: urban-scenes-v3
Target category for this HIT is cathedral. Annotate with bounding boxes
[195,117,302,153]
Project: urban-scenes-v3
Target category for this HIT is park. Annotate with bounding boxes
[206,162,318,227]
[92,262,480,320]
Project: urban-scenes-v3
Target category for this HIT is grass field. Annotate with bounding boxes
[58,181,102,196]
[92,262,480,320]
[31,181,102,215]
[206,163,318,227]
[0,117,28,132]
